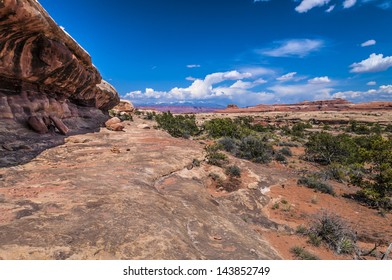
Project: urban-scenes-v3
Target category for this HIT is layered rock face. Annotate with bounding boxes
[0,0,119,130]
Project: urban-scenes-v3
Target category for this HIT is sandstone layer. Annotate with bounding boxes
[218,99,392,113]
[0,0,119,127]
[0,118,283,260]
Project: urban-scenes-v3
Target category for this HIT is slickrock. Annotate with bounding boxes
[0,118,283,260]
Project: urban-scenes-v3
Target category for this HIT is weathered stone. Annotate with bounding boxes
[50,116,69,135]
[108,123,125,132]
[113,100,134,113]
[0,0,119,130]
[105,117,122,128]
[27,116,48,134]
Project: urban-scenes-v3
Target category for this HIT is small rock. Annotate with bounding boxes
[111,147,121,154]
[50,116,69,135]
[27,116,48,134]
[137,124,151,129]
[105,117,121,128]
[108,123,125,131]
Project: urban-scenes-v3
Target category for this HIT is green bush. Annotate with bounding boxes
[219,137,238,153]
[279,147,293,157]
[236,135,273,163]
[305,132,359,165]
[290,247,320,260]
[308,211,356,255]
[204,118,252,139]
[298,176,335,196]
[205,144,228,167]
[291,122,312,137]
[155,111,200,138]
[275,153,287,163]
[225,165,241,178]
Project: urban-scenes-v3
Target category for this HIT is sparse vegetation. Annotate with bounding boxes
[290,246,320,260]
[225,165,241,178]
[155,111,200,138]
[308,211,357,255]
[298,176,335,196]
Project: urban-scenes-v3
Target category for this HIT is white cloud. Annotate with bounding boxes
[308,76,331,84]
[343,0,357,8]
[125,70,252,102]
[350,53,392,73]
[186,76,196,81]
[326,5,335,12]
[295,0,331,13]
[333,84,392,100]
[239,66,274,77]
[277,72,297,81]
[367,81,377,86]
[361,39,376,47]
[187,64,201,68]
[262,39,324,58]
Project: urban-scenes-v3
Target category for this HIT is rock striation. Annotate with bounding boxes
[0,0,120,132]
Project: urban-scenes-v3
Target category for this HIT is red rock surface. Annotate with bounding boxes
[217,99,392,113]
[0,0,119,126]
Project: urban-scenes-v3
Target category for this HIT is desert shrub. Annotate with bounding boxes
[291,122,312,137]
[325,163,348,182]
[225,165,241,178]
[205,144,228,167]
[279,147,293,157]
[219,137,238,153]
[236,135,273,163]
[155,111,200,138]
[144,111,156,120]
[384,124,392,133]
[290,247,320,260]
[298,176,335,196]
[296,225,308,235]
[204,118,250,139]
[275,153,287,163]
[278,142,299,147]
[192,159,201,167]
[308,211,357,254]
[347,120,371,135]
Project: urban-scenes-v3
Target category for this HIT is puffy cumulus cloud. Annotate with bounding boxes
[350,53,392,73]
[125,70,254,103]
[361,39,376,47]
[308,76,331,84]
[268,81,335,101]
[343,0,357,8]
[277,72,298,82]
[295,0,331,13]
[333,85,392,101]
[262,39,324,58]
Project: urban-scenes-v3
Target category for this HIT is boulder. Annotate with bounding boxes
[108,123,125,132]
[105,117,121,128]
[113,100,134,113]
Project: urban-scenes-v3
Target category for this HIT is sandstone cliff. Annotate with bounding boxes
[0,0,119,130]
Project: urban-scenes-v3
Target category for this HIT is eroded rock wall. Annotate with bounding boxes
[0,0,119,126]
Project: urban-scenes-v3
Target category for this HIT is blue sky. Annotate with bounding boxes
[39,0,392,107]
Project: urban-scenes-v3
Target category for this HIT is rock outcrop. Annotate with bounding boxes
[218,98,392,113]
[0,0,119,130]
